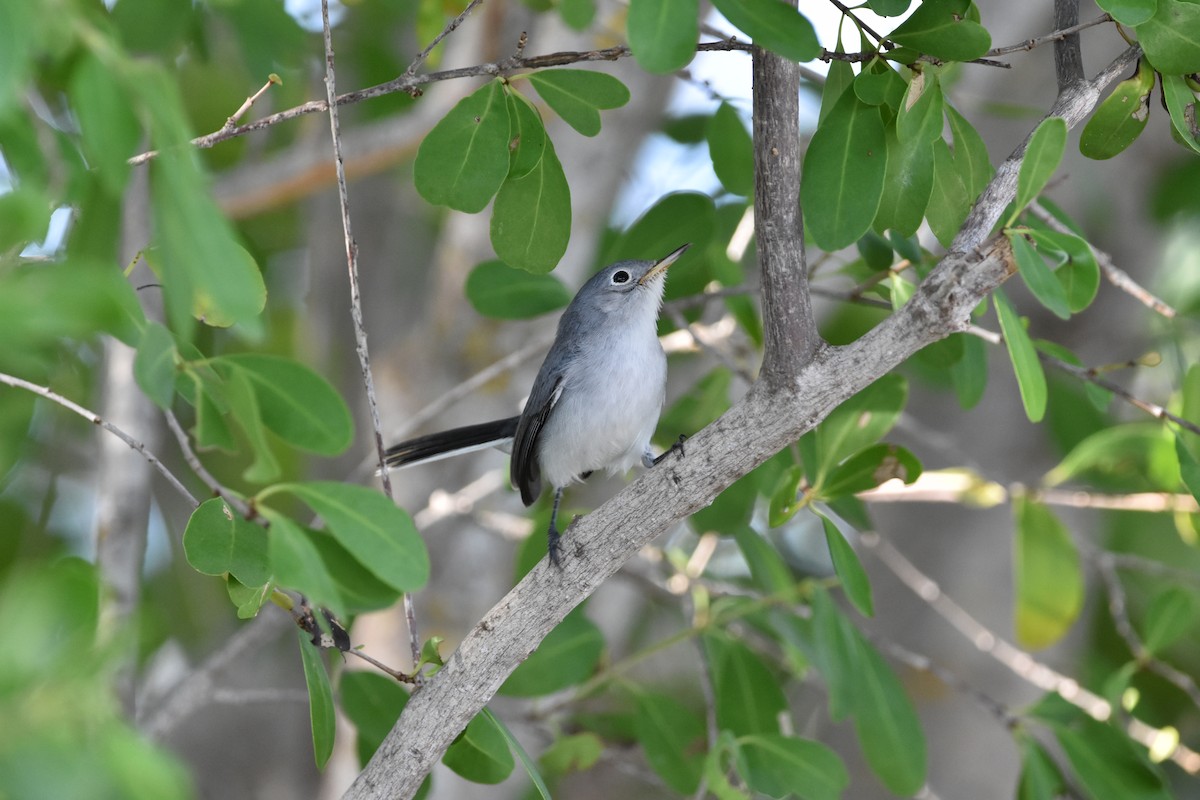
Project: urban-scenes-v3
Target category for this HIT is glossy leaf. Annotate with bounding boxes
[222,365,281,483]
[1161,73,1200,155]
[189,245,267,328]
[819,60,855,125]
[1026,229,1100,313]
[262,481,428,593]
[708,102,755,197]
[263,512,344,614]
[946,104,993,199]
[732,525,794,593]
[868,0,911,14]
[809,373,908,482]
[217,353,353,456]
[1097,0,1158,26]
[951,329,989,409]
[897,73,943,144]
[505,89,547,179]
[465,260,571,319]
[491,137,571,273]
[297,633,336,769]
[413,80,511,213]
[994,290,1047,423]
[821,442,922,498]
[133,322,177,410]
[818,512,873,617]
[926,139,970,247]
[183,498,270,588]
[340,671,409,765]
[1009,232,1071,320]
[767,463,808,528]
[874,123,934,236]
[705,635,786,736]
[1044,423,1166,486]
[1014,496,1083,649]
[801,90,888,251]
[1014,117,1068,217]
[889,0,991,61]
[526,69,631,137]
[442,711,515,784]
[634,691,705,793]
[628,0,699,74]
[1136,0,1200,74]
[500,608,603,696]
[1080,60,1154,160]
[854,62,906,110]
[1141,584,1200,653]
[308,531,402,614]
[738,734,848,800]
[710,0,820,63]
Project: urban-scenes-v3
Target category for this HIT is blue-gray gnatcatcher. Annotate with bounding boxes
[385,244,691,564]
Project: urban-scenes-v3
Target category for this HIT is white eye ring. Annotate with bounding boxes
[612,270,631,284]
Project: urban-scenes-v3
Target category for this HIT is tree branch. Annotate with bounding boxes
[1053,0,1086,90]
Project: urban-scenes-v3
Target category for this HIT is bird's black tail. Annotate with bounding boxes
[383,417,520,470]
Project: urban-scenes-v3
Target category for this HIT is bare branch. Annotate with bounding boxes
[164,409,253,518]
[986,13,1112,58]
[402,0,486,80]
[1053,0,1086,89]
[0,370,198,507]
[321,0,422,671]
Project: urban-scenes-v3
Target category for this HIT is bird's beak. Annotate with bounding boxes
[639,243,691,285]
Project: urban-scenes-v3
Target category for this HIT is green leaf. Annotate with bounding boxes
[819,60,855,125]
[183,498,270,588]
[309,531,402,614]
[950,330,989,409]
[854,62,906,110]
[216,353,354,456]
[1018,737,1066,800]
[482,709,551,800]
[465,260,572,319]
[1080,60,1154,160]
[505,89,547,179]
[69,54,139,197]
[1141,584,1200,653]
[994,290,1047,423]
[559,0,595,29]
[525,69,631,137]
[491,137,571,273]
[628,0,699,74]
[539,732,604,776]
[889,0,992,61]
[442,711,515,784]
[413,80,511,213]
[801,89,888,251]
[820,442,922,498]
[340,671,409,765]
[1175,433,1200,504]
[222,365,281,483]
[946,104,993,199]
[500,608,604,696]
[897,73,943,144]
[633,691,705,793]
[869,0,911,14]
[1054,718,1172,800]
[262,481,428,593]
[705,635,786,736]
[226,576,271,619]
[1014,496,1083,649]
[297,633,336,770]
[737,734,849,800]
[134,322,178,410]
[873,123,934,236]
[809,373,908,483]
[264,512,344,614]
[708,102,755,197]
[731,525,795,594]
[1009,232,1071,320]
[926,139,970,247]
[1097,0,1158,26]
[1161,73,1200,156]
[1014,117,1068,218]
[1045,423,1167,486]
[818,512,873,617]
[1026,229,1100,313]
[767,463,808,528]
[709,0,820,63]
[1136,0,1200,74]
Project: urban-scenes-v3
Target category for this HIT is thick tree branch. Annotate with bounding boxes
[1053,0,1086,90]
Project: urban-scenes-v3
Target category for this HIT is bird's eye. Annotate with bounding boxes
[612,270,630,284]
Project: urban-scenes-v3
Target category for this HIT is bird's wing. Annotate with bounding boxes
[510,372,565,506]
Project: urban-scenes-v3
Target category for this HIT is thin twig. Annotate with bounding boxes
[163,409,253,517]
[665,307,755,385]
[348,648,418,684]
[826,0,885,46]
[223,75,281,131]
[1109,552,1200,585]
[864,533,1200,774]
[321,0,422,671]
[986,13,1113,58]
[0,370,198,507]
[402,0,486,81]
[1027,204,1176,318]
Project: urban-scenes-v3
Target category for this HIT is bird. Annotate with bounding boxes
[384,244,690,565]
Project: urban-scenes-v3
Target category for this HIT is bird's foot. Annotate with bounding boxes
[548,524,563,567]
[653,434,688,466]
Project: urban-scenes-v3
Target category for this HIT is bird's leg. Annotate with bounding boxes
[650,434,688,466]
[547,487,565,567]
